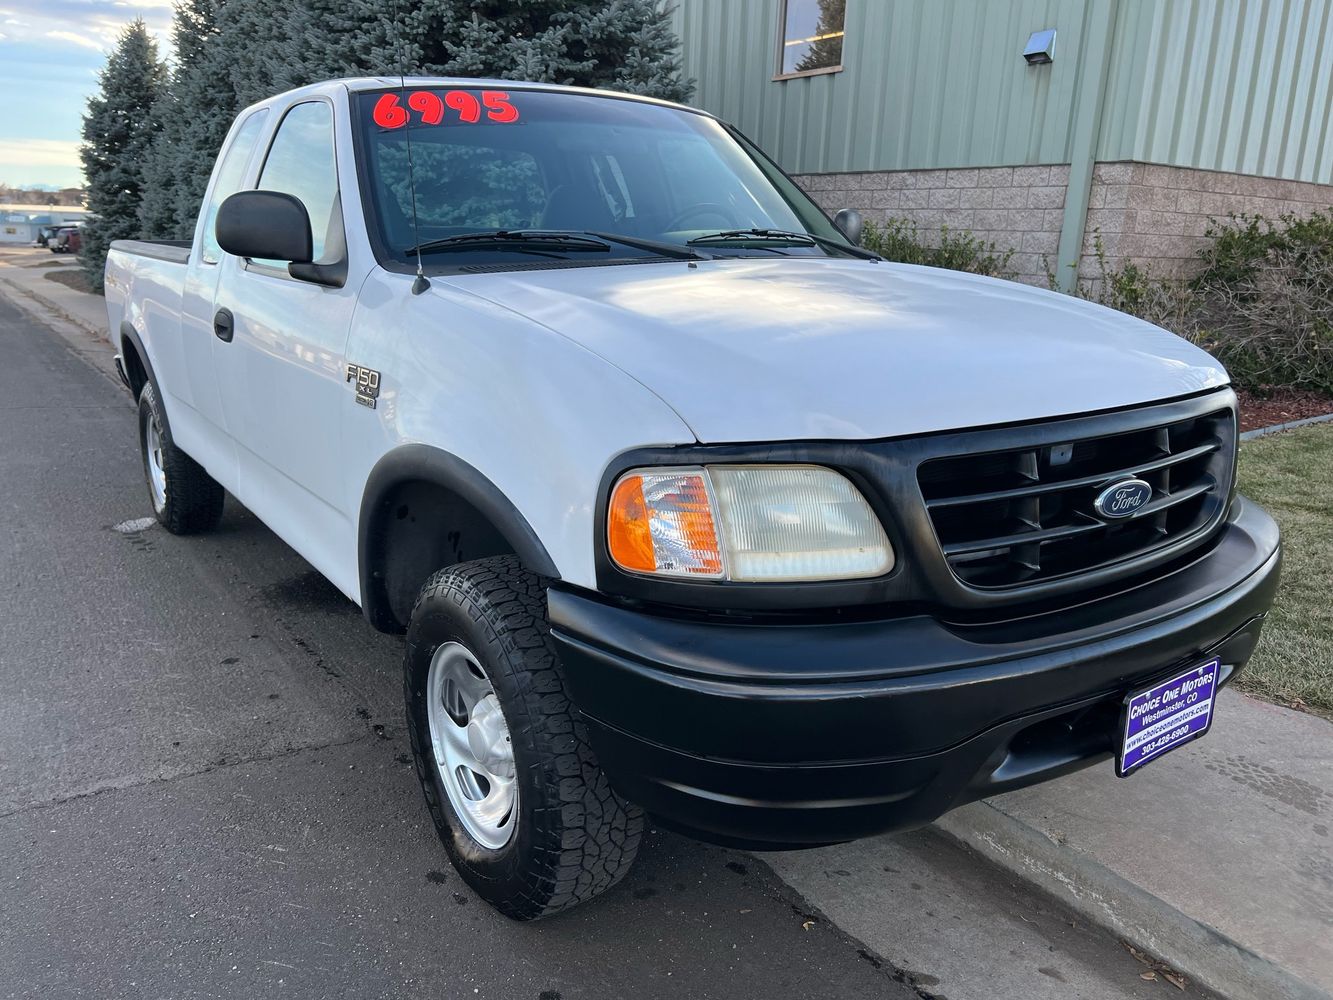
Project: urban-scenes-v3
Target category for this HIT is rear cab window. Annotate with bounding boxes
[200,109,269,264]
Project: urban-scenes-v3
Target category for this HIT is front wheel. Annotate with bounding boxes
[404,556,643,920]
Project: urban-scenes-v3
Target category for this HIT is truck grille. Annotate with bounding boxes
[917,406,1235,589]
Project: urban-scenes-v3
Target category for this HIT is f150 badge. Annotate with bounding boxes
[346,364,381,409]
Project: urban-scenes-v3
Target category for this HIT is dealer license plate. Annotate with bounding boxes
[1117,658,1219,777]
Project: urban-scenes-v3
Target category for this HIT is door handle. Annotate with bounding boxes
[213,308,234,343]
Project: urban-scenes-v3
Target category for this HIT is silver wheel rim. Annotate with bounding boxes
[145,417,167,513]
[426,641,517,850]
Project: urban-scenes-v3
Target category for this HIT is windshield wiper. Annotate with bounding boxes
[405,230,613,256]
[688,228,880,261]
[586,231,711,261]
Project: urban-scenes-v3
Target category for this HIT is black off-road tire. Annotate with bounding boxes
[137,381,225,535]
[404,555,644,920]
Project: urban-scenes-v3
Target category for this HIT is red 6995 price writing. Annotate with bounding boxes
[372,90,519,129]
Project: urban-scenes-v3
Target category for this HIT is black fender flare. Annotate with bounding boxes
[358,444,559,632]
[118,322,169,432]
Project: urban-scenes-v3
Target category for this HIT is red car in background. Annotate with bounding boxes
[49,227,82,254]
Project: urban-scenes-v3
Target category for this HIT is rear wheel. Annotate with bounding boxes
[137,381,225,534]
[404,555,643,920]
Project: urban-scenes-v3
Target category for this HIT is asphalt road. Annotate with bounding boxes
[0,282,1218,1000]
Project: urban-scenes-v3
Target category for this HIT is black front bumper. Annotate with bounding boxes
[550,497,1281,849]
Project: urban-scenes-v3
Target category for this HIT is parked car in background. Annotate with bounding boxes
[105,78,1280,921]
[34,225,60,248]
[49,227,82,254]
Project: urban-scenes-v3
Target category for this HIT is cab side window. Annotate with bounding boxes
[256,101,340,263]
[200,109,268,264]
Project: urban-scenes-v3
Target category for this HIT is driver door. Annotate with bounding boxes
[209,98,361,590]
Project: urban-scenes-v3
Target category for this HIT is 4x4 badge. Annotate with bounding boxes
[346,363,381,409]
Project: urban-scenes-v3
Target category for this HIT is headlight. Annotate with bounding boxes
[607,464,894,582]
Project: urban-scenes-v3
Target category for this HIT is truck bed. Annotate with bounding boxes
[103,241,194,391]
[109,239,192,265]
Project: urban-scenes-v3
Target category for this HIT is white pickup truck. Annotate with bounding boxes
[106,78,1280,920]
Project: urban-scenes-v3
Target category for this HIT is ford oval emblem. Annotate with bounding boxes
[1093,478,1153,520]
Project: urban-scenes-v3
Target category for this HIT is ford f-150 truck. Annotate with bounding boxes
[105,78,1281,920]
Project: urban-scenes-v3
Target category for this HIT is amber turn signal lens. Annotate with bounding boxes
[607,475,655,573]
[607,469,724,578]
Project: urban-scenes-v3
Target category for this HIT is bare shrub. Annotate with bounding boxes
[861,217,1015,278]
[1195,244,1333,394]
[1070,221,1333,397]
[1071,234,1202,337]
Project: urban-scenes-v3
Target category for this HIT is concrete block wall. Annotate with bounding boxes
[796,165,1070,286]
[1080,162,1333,284]
[797,162,1332,289]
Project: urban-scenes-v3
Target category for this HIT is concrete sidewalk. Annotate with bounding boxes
[939,688,1332,1000]
[0,248,108,342]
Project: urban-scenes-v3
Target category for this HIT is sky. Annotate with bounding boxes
[0,0,173,190]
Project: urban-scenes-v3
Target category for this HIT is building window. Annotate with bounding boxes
[778,0,846,78]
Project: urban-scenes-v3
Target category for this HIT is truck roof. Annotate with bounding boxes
[245,77,712,119]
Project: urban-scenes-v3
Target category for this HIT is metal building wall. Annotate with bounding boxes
[675,0,1333,185]
[674,0,1096,174]
[1099,0,1333,184]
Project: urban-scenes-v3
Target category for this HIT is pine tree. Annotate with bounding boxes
[220,0,323,108]
[80,19,168,291]
[311,0,693,101]
[133,0,692,239]
[139,0,233,240]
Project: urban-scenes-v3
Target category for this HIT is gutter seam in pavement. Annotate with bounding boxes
[934,802,1330,1000]
[747,853,945,1000]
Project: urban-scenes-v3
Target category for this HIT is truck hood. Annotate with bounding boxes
[444,258,1228,443]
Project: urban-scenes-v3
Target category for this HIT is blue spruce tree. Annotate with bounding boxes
[80,19,168,290]
[132,0,693,238]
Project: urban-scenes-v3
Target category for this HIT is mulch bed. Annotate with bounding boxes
[1235,387,1333,433]
[43,267,99,296]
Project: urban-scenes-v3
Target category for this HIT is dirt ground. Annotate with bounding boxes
[43,265,97,295]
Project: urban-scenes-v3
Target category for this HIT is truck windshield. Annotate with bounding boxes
[352,87,859,267]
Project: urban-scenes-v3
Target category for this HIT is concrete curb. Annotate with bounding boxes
[0,272,105,341]
[1240,411,1333,440]
[934,802,1330,1000]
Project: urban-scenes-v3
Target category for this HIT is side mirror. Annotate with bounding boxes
[833,208,863,246]
[216,190,314,263]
